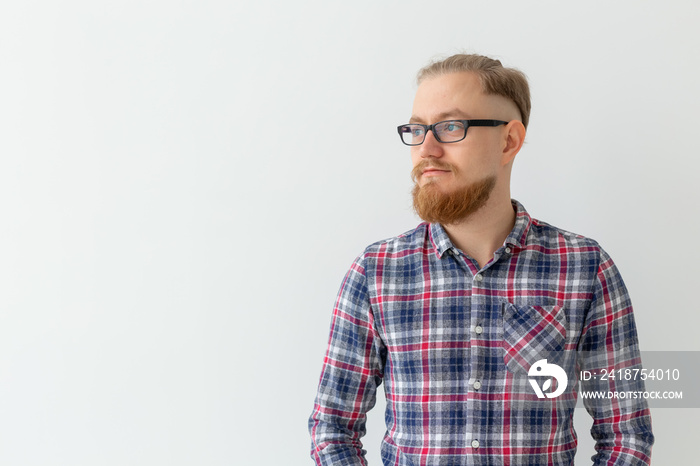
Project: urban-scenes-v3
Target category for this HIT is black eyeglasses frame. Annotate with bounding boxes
[397,119,509,146]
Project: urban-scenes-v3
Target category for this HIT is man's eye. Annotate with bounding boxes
[443,122,465,133]
[412,128,424,136]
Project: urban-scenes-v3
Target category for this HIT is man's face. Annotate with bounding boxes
[410,72,517,224]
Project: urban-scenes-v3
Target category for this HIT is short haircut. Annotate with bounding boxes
[417,54,531,129]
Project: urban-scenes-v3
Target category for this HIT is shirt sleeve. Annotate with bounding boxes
[308,254,386,466]
[577,247,654,465]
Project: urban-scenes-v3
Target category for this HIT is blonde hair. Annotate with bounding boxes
[417,54,531,129]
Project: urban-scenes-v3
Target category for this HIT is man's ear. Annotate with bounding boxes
[501,120,526,166]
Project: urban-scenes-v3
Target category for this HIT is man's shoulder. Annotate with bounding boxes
[355,223,432,264]
[527,216,603,256]
[365,222,431,253]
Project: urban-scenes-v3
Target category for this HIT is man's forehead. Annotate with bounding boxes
[409,109,475,124]
[411,73,488,121]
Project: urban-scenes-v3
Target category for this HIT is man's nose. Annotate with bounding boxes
[417,129,444,158]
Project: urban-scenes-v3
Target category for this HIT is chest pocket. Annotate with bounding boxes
[502,303,567,375]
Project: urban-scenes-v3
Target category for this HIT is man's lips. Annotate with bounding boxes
[422,167,451,177]
[411,163,453,182]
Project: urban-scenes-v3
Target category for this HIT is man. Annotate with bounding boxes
[309,54,654,465]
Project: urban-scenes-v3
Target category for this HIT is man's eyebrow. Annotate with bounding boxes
[409,109,472,124]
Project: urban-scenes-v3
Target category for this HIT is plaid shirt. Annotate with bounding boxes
[309,200,653,465]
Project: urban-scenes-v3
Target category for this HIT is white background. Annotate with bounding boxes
[1,1,698,464]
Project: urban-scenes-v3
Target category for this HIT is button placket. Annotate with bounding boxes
[469,266,491,457]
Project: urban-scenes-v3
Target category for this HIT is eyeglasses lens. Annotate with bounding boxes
[434,121,467,142]
[399,121,468,145]
[400,125,424,145]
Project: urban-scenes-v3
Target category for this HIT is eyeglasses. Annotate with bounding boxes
[397,119,508,146]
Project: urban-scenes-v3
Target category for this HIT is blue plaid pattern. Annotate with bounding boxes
[309,200,653,465]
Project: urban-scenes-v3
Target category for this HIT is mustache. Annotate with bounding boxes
[411,160,455,182]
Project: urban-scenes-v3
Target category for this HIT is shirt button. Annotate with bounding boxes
[475,274,483,282]
[471,440,480,449]
[473,380,482,390]
[474,325,483,335]
[505,247,512,254]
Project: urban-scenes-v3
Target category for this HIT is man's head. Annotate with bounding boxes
[407,54,529,225]
[416,54,531,129]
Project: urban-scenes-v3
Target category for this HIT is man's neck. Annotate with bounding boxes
[442,196,516,269]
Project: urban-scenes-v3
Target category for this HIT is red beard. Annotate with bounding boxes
[411,161,496,224]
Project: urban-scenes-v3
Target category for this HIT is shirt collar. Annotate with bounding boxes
[428,222,454,259]
[428,199,532,259]
[504,199,532,249]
